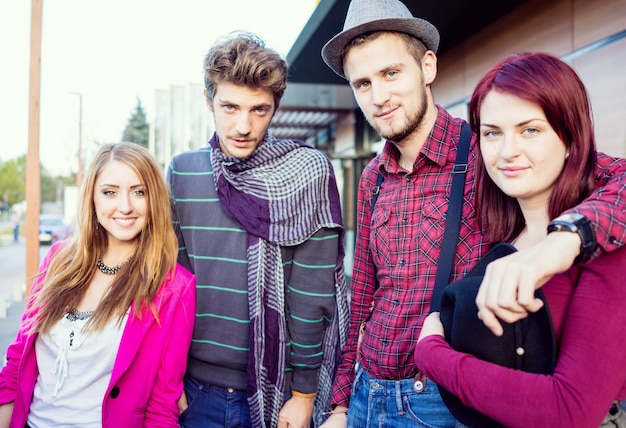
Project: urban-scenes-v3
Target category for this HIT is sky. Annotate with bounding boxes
[0,0,318,175]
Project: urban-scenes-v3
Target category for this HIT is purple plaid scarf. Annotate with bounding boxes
[209,133,349,427]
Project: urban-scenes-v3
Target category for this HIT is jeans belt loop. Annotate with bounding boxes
[394,381,405,415]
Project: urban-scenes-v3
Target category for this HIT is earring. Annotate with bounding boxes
[565,151,570,160]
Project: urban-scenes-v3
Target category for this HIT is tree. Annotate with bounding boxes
[0,155,75,210]
[0,155,26,208]
[40,166,74,203]
[122,98,150,148]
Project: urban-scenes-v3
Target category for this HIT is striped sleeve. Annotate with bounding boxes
[283,227,340,394]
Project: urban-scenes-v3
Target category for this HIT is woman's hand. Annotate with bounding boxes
[0,402,14,428]
[475,232,577,335]
[417,312,444,343]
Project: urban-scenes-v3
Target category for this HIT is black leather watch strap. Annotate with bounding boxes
[547,213,596,264]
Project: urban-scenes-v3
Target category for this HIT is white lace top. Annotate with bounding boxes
[28,309,128,428]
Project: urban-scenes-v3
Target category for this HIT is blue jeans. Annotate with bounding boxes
[348,367,455,428]
[178,375,252,428]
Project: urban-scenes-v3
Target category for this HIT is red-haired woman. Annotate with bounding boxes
[416,52,626,428]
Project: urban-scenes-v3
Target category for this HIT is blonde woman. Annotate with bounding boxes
[0,142,195,428]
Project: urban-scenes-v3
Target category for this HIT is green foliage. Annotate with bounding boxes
[0,155,26,206]
[40,166,75,203]
[0,155,75,207]
[122,97,150,149]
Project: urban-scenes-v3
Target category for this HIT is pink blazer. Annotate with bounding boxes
[0,242,196,427]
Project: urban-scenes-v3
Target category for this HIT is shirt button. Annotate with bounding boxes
[382,340,389,346]
[394,300,400,305]
[399,260,405,266]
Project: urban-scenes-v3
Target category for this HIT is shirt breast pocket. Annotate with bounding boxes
[420,193,475,254]
[422,195,447,226]
[370,202,393,266]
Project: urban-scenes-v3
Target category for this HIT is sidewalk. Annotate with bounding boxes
[0,238,25,317]
[0,218,20,247]
[0,295,24,361]
[0,238,26,361]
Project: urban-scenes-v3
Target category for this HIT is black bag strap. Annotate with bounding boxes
[429,123,472,313]
[371,170,385,213]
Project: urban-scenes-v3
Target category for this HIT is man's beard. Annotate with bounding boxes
[368,94,428,143]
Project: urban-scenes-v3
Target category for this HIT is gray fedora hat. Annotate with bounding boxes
[321,0,440,79]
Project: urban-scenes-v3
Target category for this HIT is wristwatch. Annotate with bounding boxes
[547,213,596,264]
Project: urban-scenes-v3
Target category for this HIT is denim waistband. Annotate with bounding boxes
[186,373,246,395]
[356,367,438,395]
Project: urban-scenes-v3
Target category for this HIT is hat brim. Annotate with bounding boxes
[321,17,440,79]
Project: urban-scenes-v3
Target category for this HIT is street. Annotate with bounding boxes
[0,239,49,360]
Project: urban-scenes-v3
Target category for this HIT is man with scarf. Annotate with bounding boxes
[167,31,349,428]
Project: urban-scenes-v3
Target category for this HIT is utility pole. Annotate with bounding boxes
[25,0,43,295]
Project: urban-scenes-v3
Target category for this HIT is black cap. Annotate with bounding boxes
[438,243,557,427]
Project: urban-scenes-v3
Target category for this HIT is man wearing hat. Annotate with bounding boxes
[319,0,626,427]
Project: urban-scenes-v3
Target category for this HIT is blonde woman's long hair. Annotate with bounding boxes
[28,142,178,333]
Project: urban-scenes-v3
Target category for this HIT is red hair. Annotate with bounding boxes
[469,52,596,243]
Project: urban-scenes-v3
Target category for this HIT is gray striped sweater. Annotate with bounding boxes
[168,147,340,394]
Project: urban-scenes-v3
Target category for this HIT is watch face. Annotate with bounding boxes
[557,213,585,223]
[549,213,595,264]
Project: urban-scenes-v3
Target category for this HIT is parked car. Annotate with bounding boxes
[39,214,71,245]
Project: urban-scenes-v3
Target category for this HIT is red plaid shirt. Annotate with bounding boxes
[330,106,626,408]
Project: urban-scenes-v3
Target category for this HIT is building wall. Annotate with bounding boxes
[150,83,214,172]
[434,0,626,157]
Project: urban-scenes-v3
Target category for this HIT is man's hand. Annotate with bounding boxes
[277,395,315,428]
[417,312,444,343]
[475,231,580,335]
[319,405,348,428]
